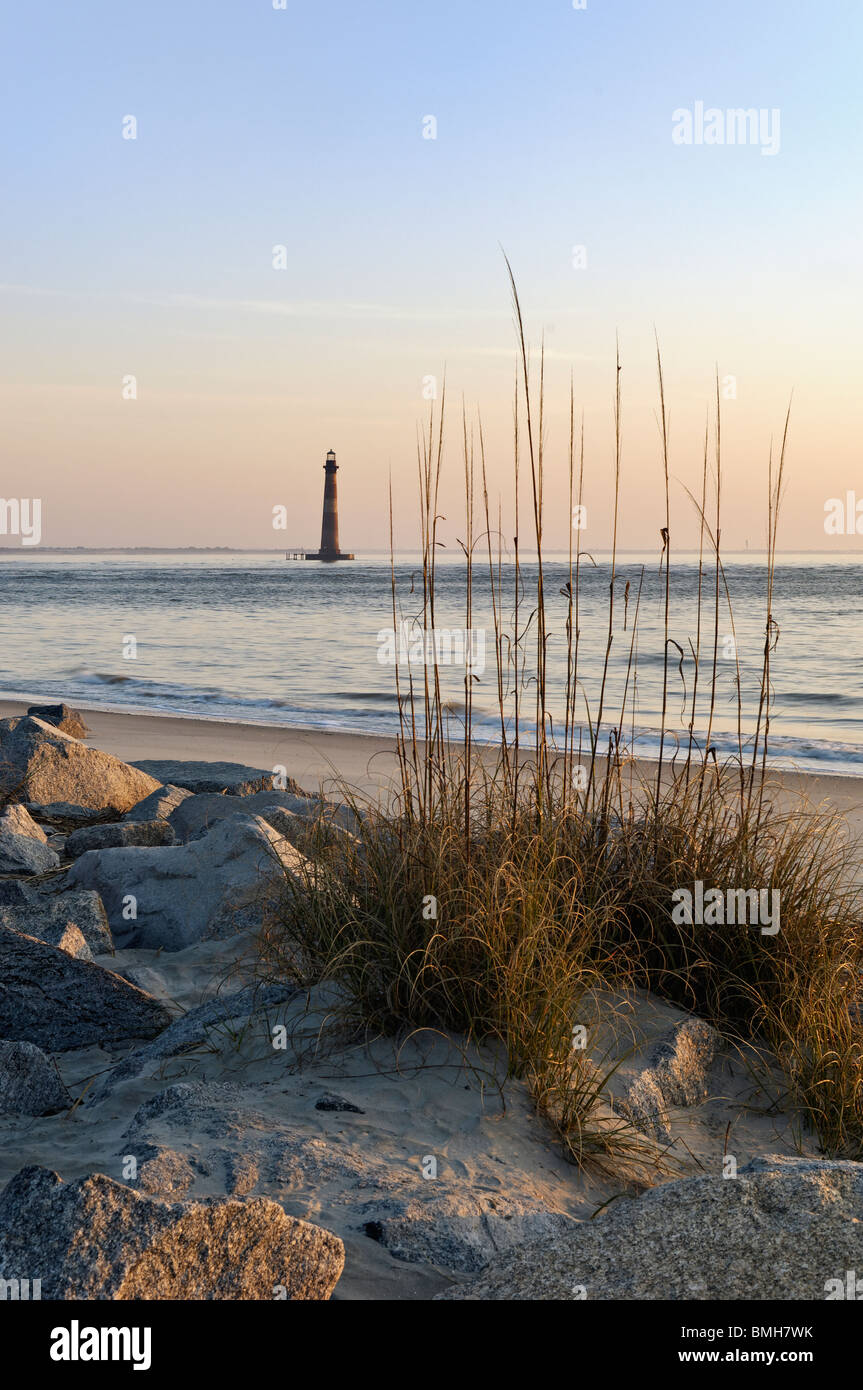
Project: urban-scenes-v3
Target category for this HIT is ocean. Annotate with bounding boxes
[0,550,860,777]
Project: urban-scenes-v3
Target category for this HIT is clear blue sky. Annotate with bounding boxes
[1,0,861,549]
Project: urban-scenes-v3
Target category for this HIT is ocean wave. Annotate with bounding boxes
[779,692,854,707]
[1,677,861,778]
[1,555,861,779]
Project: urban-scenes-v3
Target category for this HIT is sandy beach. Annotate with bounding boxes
[3,697,862,829]
[2,697,862,1302]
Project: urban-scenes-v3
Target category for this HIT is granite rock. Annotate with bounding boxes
[0,1165,344,1300]
[0,717,160,813]
[0,924,171,1050]
[437,1156,863,1299]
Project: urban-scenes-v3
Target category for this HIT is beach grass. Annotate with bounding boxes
[258,274,863,1171]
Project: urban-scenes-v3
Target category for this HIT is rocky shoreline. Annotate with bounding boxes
[0,709,858,1301]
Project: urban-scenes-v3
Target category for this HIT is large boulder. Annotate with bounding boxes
[0,837,59,875]
[0,889,113,957]
[0,924,171,1050]
[68,813,308,950]
[0,880,34,907]
[168,790,302,843]
[26,703,90,739]
[66,819,174,857]
[123,784,193,823]
[131,760,304,798]
[1,915,92,961]
[0,1166,344,1300]
[0,1040,70,1116]
[0,805,60,875]
[0,803,48,842]
[168,790,357,844]
[0,717,160,813]
[437,1156,863,1300]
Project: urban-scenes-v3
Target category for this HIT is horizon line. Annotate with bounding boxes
[1,547,862,558]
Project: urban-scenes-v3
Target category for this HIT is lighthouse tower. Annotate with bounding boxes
[305,449,354,561]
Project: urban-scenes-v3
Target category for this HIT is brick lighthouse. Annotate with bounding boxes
[305,449,354,561]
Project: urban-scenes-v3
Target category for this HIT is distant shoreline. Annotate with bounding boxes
[2,548,863,558]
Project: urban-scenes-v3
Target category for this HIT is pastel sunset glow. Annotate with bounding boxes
[2,0,860,551]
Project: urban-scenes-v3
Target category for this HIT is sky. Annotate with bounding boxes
[1,0,861,551]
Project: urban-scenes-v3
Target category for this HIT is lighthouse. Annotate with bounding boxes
[305,449,354,561]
